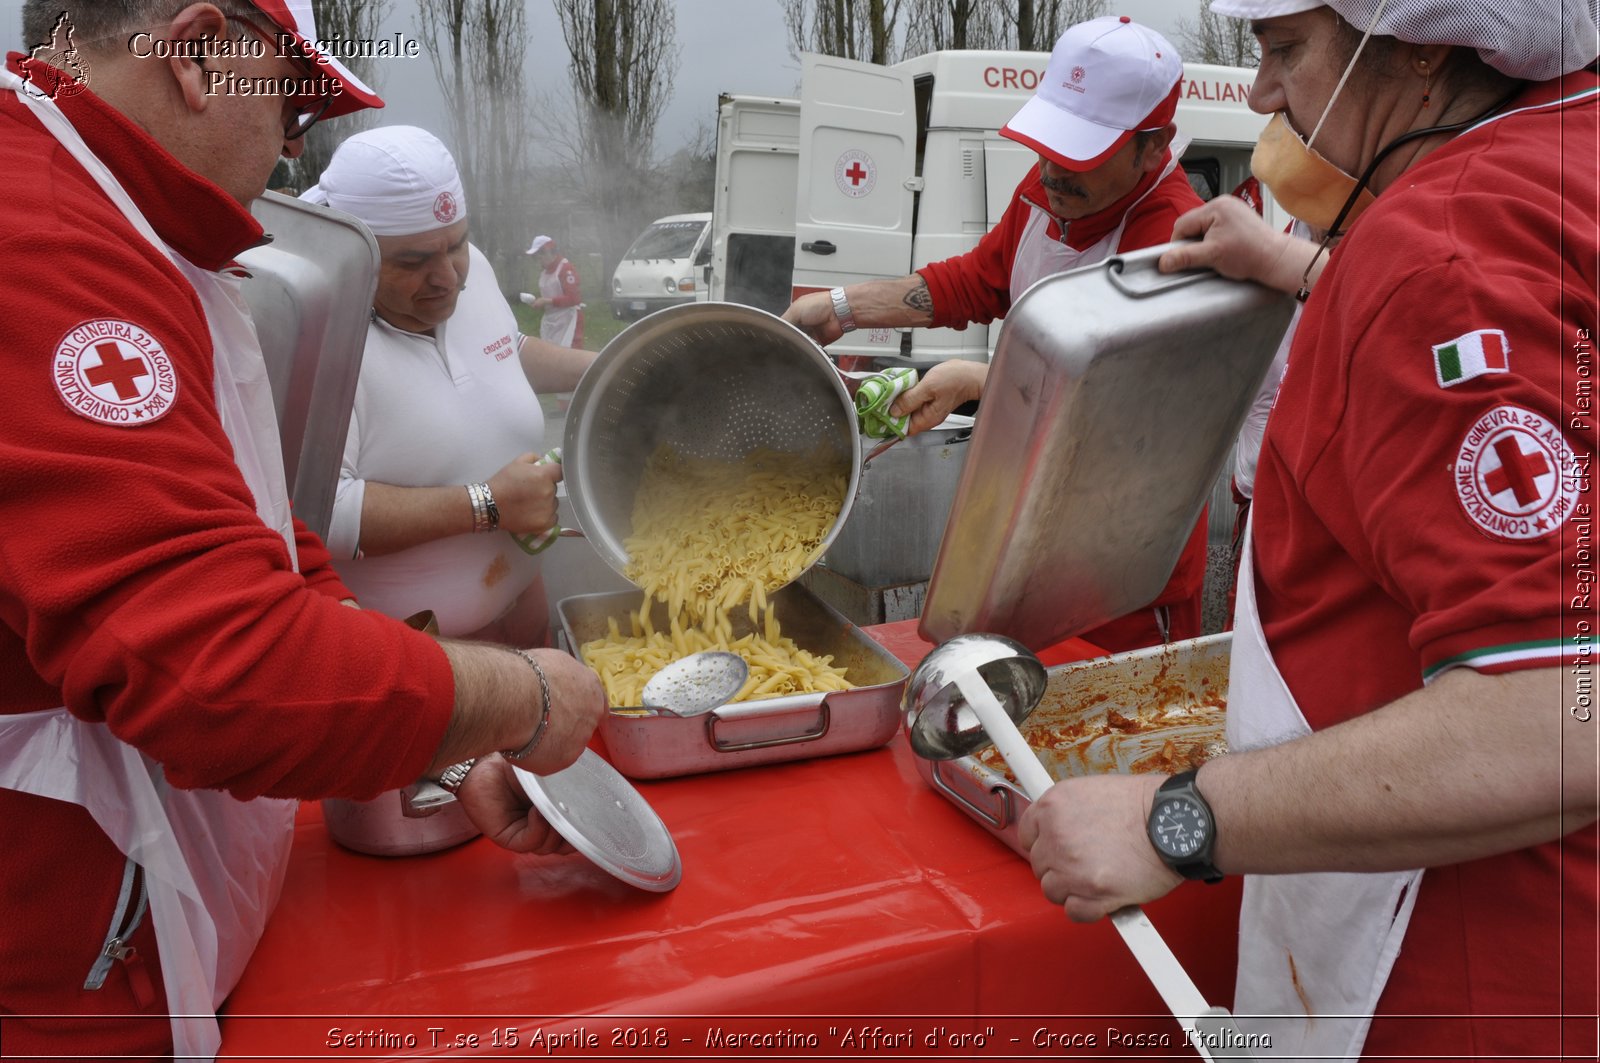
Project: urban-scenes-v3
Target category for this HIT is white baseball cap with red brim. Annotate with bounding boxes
[1209,0,1326,15]
[1001,15,1184,172]
[249,0,383,118]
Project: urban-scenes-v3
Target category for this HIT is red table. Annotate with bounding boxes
[218,623,1240,1059]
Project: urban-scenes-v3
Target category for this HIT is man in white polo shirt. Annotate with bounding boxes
[304,126,593,644]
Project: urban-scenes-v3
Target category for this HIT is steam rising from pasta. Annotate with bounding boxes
[581,446,854,706]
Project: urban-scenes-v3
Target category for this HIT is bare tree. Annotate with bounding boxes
[281,0,390,193]
[552,0,681,274]
[783,0,905,65]
[1004,0,1107,52]
[415,0,532,287]
[903,0,1004,53]
[1174,0,1260,67]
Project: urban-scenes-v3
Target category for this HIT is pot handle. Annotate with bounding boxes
[705,702,831,752]
[928,759,1016,830]
[512,448,580,554]
[1105,240,1213,299]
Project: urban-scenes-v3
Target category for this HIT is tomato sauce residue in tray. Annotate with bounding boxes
[975,646,1228,783]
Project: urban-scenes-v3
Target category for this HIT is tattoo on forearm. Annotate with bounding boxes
[902,280,933,315]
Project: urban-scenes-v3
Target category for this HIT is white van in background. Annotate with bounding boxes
[609,212,712,320]
[710,52,1281,366]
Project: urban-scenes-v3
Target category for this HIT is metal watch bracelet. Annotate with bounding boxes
[504,648,551,761]
[829,286,858,333]
[466,481,501,533]
[436,757,476,795]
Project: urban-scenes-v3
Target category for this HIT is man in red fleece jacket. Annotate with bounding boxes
[785,15,1208,653]
[0,2,605,1058]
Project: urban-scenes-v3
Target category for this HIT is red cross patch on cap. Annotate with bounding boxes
[1454,405,1578,541]
[433,191,458,223]
[52,320,179,426]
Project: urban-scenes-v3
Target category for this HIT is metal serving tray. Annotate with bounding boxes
[912,633,1230,855]
[559,583,910,779]
[238,191,380,541]
[919,243,1295,648]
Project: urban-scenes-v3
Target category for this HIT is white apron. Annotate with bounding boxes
[0,71,299,1061]
[1008,145,1185,303]
[1228,516,1424,1059]
[537,258,580,347]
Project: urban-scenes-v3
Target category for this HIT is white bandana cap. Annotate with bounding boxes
[300,125,467,236]
[1212,0,1599,80]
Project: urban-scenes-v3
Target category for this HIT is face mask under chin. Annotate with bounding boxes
[1251,111,1376,232]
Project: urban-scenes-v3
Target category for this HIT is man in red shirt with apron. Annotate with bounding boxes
[784,15,1210,654]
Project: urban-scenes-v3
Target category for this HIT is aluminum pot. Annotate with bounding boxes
[322,790,479,858]
[562,302,861,586]
[321,610,482,857]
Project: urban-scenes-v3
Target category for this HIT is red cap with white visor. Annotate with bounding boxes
[245,0,383,118]
[1000,15,1183,172]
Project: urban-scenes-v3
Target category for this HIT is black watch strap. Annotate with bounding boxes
[1154,769,1224,884]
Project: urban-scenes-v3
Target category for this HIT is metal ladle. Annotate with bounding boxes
[641,651,749,717]
[903,633,1254,1061]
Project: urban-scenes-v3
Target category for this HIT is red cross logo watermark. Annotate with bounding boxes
[52,319,179,426]
[1454,405,1577,541]
[834,149,877,199]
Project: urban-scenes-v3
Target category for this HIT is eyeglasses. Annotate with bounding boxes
[223,14,333,140]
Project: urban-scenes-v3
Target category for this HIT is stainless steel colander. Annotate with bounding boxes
[562,302,862,584]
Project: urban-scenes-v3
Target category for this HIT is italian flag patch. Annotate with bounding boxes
[1433,329,1510,388]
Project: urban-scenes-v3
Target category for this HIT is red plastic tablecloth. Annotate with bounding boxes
[218,623,1241,1059]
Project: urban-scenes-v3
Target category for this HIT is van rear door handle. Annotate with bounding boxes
[801,240,837,255]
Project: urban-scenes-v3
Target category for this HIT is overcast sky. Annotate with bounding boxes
[4,1,1199,155]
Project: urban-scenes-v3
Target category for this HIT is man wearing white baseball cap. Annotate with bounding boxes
[0,10,604,1058]
[519,233,586,348]
[1024,1,1599,1058]
[784,14,1209,655]
[303,126,594,647]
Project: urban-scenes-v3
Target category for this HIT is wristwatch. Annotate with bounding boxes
[828,286,858,333]
[1146,769,1223,883]
[436,758,477,796]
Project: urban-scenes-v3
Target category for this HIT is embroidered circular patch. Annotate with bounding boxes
[433,191,458,223]
[52,320,179,426]
[1455,405,1578,541]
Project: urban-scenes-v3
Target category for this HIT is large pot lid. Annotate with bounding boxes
[513,750,682,892]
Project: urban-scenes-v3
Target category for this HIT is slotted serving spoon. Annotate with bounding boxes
[903,633,1255,1061]
[641,651,749,718]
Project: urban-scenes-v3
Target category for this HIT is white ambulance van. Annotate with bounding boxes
[610,211,713,320]
[709,51,1279,366]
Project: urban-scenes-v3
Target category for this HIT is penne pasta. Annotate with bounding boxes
[580,445,855,706]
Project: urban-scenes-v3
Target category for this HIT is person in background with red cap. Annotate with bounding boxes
[520,234,586,349]
[784,14,1208,654]
[0,4,605,1057]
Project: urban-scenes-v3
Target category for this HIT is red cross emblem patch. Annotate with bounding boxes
[433,191,457,223]
[1454,405,1578,541]
[52,319,179,426]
